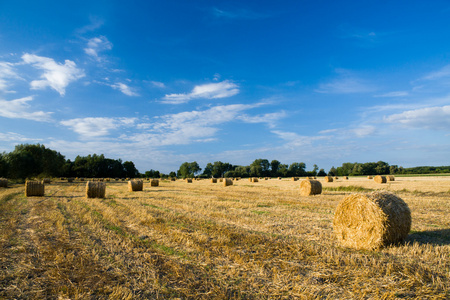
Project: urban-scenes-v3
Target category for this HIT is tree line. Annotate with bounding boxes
[1,144,449,180]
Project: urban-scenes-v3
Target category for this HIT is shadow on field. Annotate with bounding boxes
[406,229,450,246]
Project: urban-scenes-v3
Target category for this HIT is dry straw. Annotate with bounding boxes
[25,180,45,197]
[324,176,333,182]
[374,175,387,184]
[223,178,233,187]
[128,179,144,191]
[299,179,322,196]
[150,179,159,187]
[86,181,106,198]
[211,178,217,183]
[0,178,7,188]
[333,191,411,250]
[387,175,395,181]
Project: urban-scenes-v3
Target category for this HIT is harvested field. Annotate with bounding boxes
[0,176,449,299]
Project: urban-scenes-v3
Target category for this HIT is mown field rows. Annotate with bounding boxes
[1,177,449,299]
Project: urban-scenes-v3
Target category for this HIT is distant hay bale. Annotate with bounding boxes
[0,178,8,188]
[299,179,322,196]
[334,176,339,180]
[43,178,51,184]
[291,177,299,181]
[251,177,259,183]
[374,175,387,184]
[343,176,349,180]
[223,178,233,187]
[186,178,193,183]
[367,176,373,179]
[387,175,395,181]
[324,176,333,182]
[67,177,74,183]
[170,177,176,181]
[278,177,281,180]
[211,178,217,183]
[25,180,45,197]
[333,191,411,250]
[99,178,104,182]
[128,179,144,191]
[86,181,106,198]
[234,178,239,181]
[150,179,159,187]
[80,178,85,181]
[219,178,223,182]
[264,177,268,180]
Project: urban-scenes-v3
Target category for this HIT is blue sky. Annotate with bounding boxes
[1,1,450,173]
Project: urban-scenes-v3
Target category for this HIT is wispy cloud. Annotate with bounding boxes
[384,105,450,131]
[0,96,53,122]
[0,62,21,93]
[315,69,375,94]
[421,64,450,81]
[110,82,139,96]
[149,81,166,88]
[84,36,113,61]
[60,117,137,139]
[162,80,239,104]
[22,54,85,96]
[0,132,42,142]
[237,111,286,128]
[374,91,409,98]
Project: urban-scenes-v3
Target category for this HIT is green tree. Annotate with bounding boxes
[270,160,281,177]
[250,159,270,177]
[288,162,306,177]
[177,161,201,178]
[123,161,139,178]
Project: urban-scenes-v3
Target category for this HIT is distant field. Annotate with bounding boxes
[1,176,449,299]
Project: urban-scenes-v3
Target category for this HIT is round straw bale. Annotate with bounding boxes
[343,176,348,180]
[333,191,411,250]
[291,177,299,181]
[252,177,259,183]
[374,175,387,184]
[223,178,233,187]
[128,179,143,191]
[43,178,51,184]
[387,175,395,181]
[186,178,193,183]
[324,176,333,182]
[86,181,106,198]
[150,179,159,187]
[25,180,45,197]
[170,177,176,181]
[0,178,8,188]
[211,178,217,183]
[300,179,322,196]
[367,176,373,179]
[67,177,74,183]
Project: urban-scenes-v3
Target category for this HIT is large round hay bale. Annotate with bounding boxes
[299,179,322,196]
[223,178,233,187]
[86,181,106,198]
[186,178,193,183]
[374,175,387,184]
[324,176,333,182]
[128,179,143,191]
[0,178,8,188]
[25,180,45,197]
[211,178,217,183]
[387,175,395,181]
[333,191,411,250]
[150,179,159,187]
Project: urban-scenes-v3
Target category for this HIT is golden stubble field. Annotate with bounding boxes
[0,176,449,299]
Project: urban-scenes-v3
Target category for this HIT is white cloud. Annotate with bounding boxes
[384,105,450,131]
[162,80,239,104]
[0,132,42,142]
[22,54,85,96]
[0,96,53,121]
[237,111,286,128]
[84,36,113,60]
[60,117,137,139]
[316,69,375,94]
[421,65,450,81]
[149,81,166,88]
[351,125,376,137]
[374,91,409,98]
[110,82,139,96]
[0,62,20,92]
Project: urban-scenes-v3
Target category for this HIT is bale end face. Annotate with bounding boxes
[333,191,411,250]
[300,179,322,196]
[25,180,45,197]
[86,181,106,198]
[150,179,159,187]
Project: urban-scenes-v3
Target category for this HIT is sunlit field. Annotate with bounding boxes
[1,176,449,299]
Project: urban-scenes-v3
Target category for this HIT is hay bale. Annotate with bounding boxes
[170,177,176,181]
[324,176,333,182]
[186,178,193,183]
[387,175,395,181]
[334,176,339,180]
[43,178,51,184]
[128,179,143,191]
[223,178,233,187]
[67,177,74,183]
[343,176,349,180]
[333,191,411,250]
[80,178,85,181]
[374,175,387,184]
[291,177,299,181]
[25,180,45,197]
[211,178,217,183]
[150,179,159,187]
[367,176,373,179]
[0,178,8,188]
[299,179,322,196]
[251,177,259,183]
[86,181,106,198]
